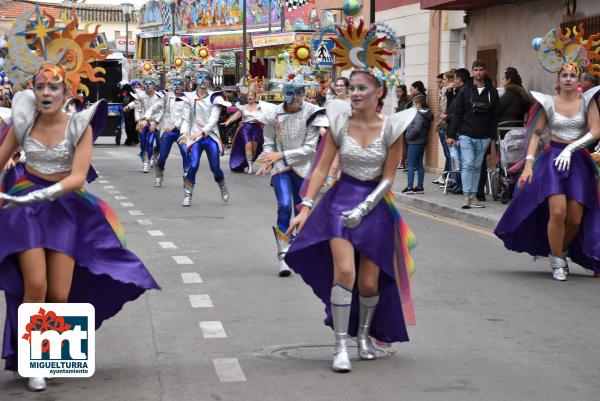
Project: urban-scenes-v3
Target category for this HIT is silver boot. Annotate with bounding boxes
[142,160,149,173]
[154,169,163,187]
[549,254,568,281]
[182,180,193,207]
[246,158,254,175]
[273,227,291,277]
[218,180,230,202]
[357,294,379,360]
[28,377,46,391]
[331,285,352,373]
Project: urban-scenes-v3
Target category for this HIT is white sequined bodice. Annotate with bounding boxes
[241,106,262,123]
[548,102,587,141]
[23,135,74,174]
[339,119,387,181]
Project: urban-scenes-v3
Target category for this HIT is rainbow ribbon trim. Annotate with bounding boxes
[3,177,127,247]
[384,191,417,325]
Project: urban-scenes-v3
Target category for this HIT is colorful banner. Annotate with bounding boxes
[252,32,295,47]
[179,0,281,32]
[209,34,253,51]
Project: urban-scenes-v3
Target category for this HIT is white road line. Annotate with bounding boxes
[109,190,121,195]
[98,180,109,184]
[173,255,193,264]
[212,358,246,382]
[181,272,203,283]
[158,241,178,250]
[129,210,144,216]
[98,175,104,178]
[120,202,135,207]
[147,230,164,237]
[199,321,226,339]
[114,196,128,200]
[137,219,153,225]
[188,294,213,308]
[104,185,115,189]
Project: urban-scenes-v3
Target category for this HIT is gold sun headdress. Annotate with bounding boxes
[5,6,108,99]
[532,24,600,77]
[327,17,403,88]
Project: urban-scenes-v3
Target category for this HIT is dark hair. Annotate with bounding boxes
[411,80,427,95]
[412,94,428,109]
[455,68,470,83]
[504,67,522,87]
[335,77,349,88]
[444,70,455,80]
[582,72,599,85]
[437,73,444,80]
[396,84,408,99]
[472,60,486,69]
[349,70,388,109]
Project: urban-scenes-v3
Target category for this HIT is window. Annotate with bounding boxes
[476,48,497,86]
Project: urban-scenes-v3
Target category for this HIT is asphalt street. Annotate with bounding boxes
[0,141,599,401]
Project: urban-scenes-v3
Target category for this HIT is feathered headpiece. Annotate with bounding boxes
[326,17,403,88]
[532,24,600,77]
[4,7,108,99]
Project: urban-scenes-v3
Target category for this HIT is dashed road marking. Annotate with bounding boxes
[147,230,164,237]
[129,210,144,216]
[120,202,135,207]
[181,272,202,283]
[212,358,246,382]
[104,185,115,189]
[173,255,193,264]
[137,219,153,225]
[188,294,213,308]
[109,190,120,195]
[159,241,178,249]
[199,321,226,338]
[99,180,109,184]
[114,196,128,200]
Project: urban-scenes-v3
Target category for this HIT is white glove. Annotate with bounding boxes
[554,133,596,171]
[341,179,391,228]
[6,183,64,205]
[594,141,600,154]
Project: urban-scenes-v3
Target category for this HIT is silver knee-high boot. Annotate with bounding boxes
[218,179,230,202]
[331,285,352,373]
[246,153,254,174]
[357,294,379,360]
[182,179,193,207]
[549,254,568,281]
[273,227,291,277]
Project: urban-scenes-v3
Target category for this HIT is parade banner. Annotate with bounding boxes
[178,0,281,32]
[252,32,295,48]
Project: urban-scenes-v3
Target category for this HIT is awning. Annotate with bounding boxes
[252,32,296,48]
[420,0,502,10]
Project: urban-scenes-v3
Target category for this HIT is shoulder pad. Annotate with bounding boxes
[67,100,108,144]
[11,89,37,145]
[325,99,352,146]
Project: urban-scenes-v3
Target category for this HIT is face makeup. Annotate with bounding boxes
[349,73,379,110]
[33,74,65,114]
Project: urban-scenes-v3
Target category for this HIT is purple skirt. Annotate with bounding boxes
[285,174,416,344]
[229,122,264,172]
[495,142,600,272]
[0,171,160,371]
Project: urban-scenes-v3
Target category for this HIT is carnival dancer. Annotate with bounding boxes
[495,26,600,281]
[180,67,232,206]
[224,87,267,174]
[284,18,417,373]
[153,71,191,187]
[0,8,160,391]
[256,74,329,277]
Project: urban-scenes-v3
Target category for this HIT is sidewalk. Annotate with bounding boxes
[391,169,506,230]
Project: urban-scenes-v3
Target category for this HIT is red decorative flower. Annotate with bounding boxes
[22,308,72,353]
[288,73,296,80]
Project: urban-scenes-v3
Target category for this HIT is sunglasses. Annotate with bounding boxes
[560,73,578,79]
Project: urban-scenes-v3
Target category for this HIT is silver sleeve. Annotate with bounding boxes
[282,124,319,166]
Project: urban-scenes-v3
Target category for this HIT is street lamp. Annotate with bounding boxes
[120,2,133,59]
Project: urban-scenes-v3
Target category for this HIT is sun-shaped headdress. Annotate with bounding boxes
[328,17,402,88]
[532,24,600,77]
[5,6,108,98]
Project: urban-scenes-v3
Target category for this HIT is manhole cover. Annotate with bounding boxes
[259,343,396,361]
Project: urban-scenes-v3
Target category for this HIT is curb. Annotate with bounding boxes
[391,191,501,230]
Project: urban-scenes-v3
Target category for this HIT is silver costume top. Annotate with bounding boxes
[152,92,190,133]
[185,91,232,154]
[532,87,600,142]
[142,91,167,123]
[12,89,105,175]
[327,99,417,181]
[262,101,329,178]
[132,89,163,122]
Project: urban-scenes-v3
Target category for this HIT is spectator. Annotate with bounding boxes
[406,80,427,109]
[432,70,456,186]
[395,84,409,112]
[497,67,531,124]
[120,83,138,145]
[402,94,433,194]
[580,72,599,92]
[444,68,469,193]
[447,60,499,209]
[326,77,350,106]
[436,73,444,91]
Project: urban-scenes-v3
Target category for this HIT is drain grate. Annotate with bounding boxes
[258,343,396,361]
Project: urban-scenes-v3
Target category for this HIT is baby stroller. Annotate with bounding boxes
[492,120,525,204]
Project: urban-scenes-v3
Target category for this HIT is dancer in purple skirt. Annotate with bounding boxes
[285,18,417,373]
[0,9,160,391]
[224,90,267,174]
[495,26,600,281]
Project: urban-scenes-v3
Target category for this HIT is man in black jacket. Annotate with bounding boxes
[447,60,499,209]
